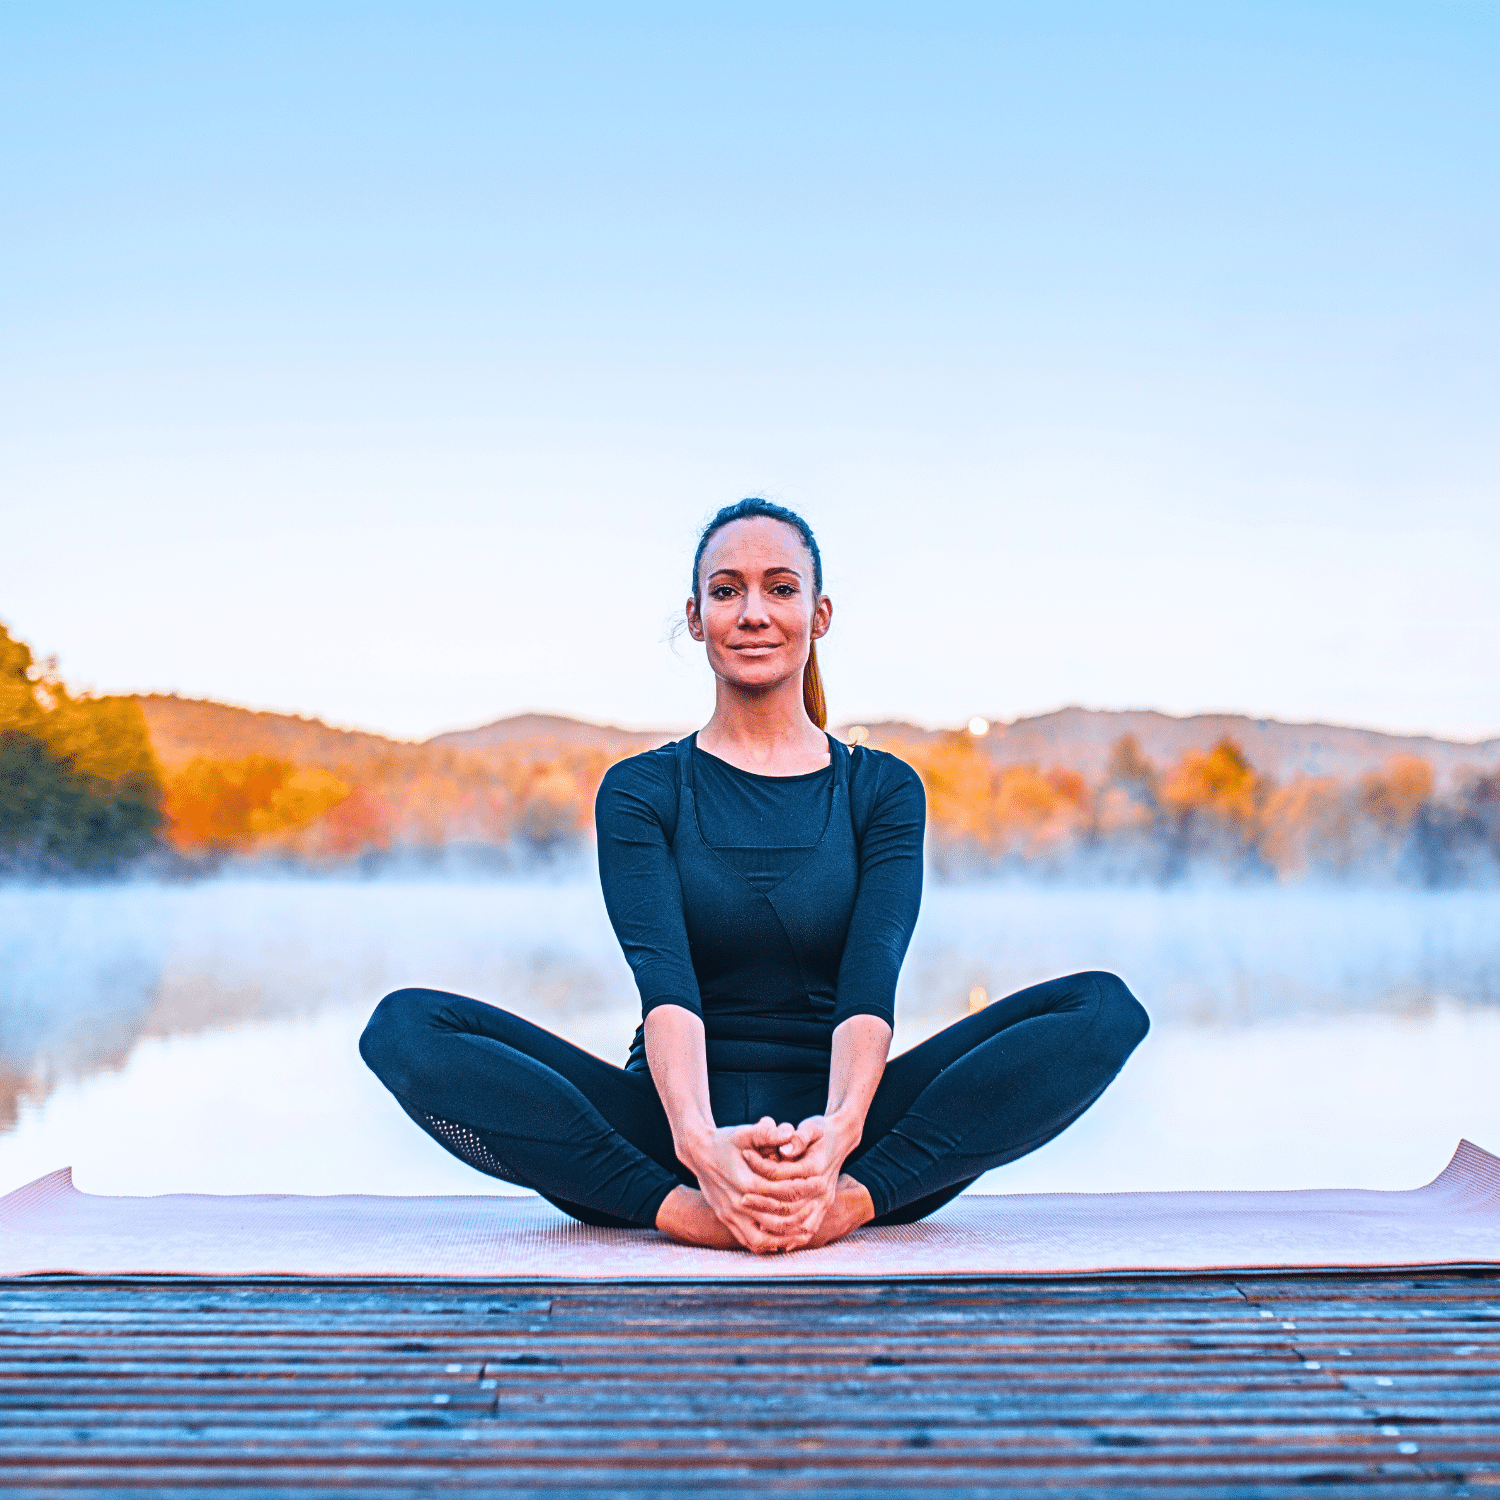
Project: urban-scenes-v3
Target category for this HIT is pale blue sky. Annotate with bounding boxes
[3,3,1496,740]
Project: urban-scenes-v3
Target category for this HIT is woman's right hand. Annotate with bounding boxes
[682,1117,819,1253]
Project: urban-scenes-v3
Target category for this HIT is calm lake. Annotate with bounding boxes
[2,879,1497,1201]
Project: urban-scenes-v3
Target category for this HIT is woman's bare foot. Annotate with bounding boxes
[802,1175,876,1249]
[654,1185,742,1250]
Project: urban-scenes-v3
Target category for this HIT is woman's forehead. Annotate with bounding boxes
[701,516,809,572]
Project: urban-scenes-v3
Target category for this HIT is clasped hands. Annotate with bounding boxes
[683,1114,863,1254]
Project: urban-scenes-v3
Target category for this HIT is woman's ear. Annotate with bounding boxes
[685,596,705,642]
[810,594,833,641]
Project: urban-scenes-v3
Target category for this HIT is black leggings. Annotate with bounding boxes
[359,971,1149,1229]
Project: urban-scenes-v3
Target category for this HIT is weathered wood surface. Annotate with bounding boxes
[2,1272,1498,1495]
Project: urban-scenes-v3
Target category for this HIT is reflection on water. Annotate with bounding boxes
[0,881,634,1129]
[1,880,1496,1199]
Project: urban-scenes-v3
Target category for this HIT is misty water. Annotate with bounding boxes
[1,879,1497,1203]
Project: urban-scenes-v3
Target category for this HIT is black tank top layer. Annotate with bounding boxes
[594,733,925,1076]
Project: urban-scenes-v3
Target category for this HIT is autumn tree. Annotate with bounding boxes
[162,754,350,855]
[1260,777,1353,881]
[1359,756,1434,844]
[899,733,999,856]
[992,764,1090,864]
[1158,737,1267,876]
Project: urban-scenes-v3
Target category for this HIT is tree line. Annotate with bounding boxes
[4,621,1497,883]
[885,730,1500,885]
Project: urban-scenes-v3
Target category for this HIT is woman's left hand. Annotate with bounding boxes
[738,1113,856,1242]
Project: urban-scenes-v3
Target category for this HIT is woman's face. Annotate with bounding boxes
[686,517,831,695]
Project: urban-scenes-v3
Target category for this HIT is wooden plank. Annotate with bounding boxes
[2,1272,1498,1496]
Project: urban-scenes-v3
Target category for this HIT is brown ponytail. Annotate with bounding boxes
[803,640,827,730]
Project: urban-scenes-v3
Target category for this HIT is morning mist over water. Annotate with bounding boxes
[3,878,1496,1202]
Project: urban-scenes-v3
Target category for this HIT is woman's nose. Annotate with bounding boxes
[737,591,772,626]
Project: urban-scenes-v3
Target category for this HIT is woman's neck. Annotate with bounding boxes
[696,678,830,776]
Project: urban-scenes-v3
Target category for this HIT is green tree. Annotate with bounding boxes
[0,622,164,873]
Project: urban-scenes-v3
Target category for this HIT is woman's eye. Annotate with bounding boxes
[710,586,737,600]
[772,584,796,596]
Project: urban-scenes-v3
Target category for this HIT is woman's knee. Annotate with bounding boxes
[1083,971,1150,1055]
[358,987,447,1084]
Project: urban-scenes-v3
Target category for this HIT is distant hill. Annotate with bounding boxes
[137,695,420,772]
[845,707,1500,789]
[429,713,672,755]
[140,695,1500,788]
[138,698,674,767]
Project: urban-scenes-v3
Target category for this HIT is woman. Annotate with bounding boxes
[361,498,1149,1253]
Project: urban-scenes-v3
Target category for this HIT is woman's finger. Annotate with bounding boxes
[744,1182,828,1218]
[743,1192,817,1217]
[740,1152,827,1191]
[749,1226,814,1251]
[741,1220,808,1253]
[747,1221,807,1241]
[751,1206,822,1239]
[743,1195,816,1224]
[733,1118,796,1153]
[743,1155,821,1182]
[746,1193,827,1229]
[743,1174,825,1203]
[740,1149,788,1179]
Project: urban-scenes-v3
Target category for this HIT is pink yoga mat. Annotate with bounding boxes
[3,1140,1497,1279]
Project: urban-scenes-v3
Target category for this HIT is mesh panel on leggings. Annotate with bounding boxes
[418,1112,526,1186]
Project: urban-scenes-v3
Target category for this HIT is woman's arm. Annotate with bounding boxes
[827,752,925,1033]
[824,1012,894,1154]
[595,757,701,1024]
[645,1003,806,1253]
[643,1004,716,1157]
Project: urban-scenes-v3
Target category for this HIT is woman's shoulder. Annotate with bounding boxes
[847,742,925,815]
[848,741,923,787]
[597,740,683,812]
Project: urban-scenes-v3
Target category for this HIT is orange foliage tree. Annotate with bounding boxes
[897,733,998,850]
[885,733,1091,871]
[1158,737,1265,869]
[1360,755,1434,843]
[993,764,1090,859]
[163,756,350,853]
[1260,777,1353,881]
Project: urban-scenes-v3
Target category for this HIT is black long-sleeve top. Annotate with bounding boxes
[596,737,925,1074]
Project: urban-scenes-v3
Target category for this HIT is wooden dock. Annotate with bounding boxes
[2,1271,1498,1495]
